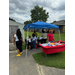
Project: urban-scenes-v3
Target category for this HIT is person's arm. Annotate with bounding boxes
[36,33,37,36]
[35,36,37,43]
[13,36,15,45]
[21,37,23,44]
[47,33,49,42]
[13,33,16,45]
[47,37,49,42]
[31,39,32,42]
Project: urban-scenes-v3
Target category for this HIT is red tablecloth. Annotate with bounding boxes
[39,41,65,54]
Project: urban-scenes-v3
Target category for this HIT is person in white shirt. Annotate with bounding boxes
[28,36,32,50]
[41,29,47,43]
[32,34,37,50]
[13,29,23,57]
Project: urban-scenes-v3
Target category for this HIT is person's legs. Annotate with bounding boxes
[44,39,47,43]
[33,41,35,49]
[28,42,31,50]
[42,39,44,44]
[16,41,21,56]
[19,40,22,54]
[20,41,22,52]
[16,48,21,56]
[17,49,20,54]
[29,45,31,50]
[43,39,46,43]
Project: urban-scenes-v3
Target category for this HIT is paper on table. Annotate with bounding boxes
[41,43,48,46]
[52,45,55,46]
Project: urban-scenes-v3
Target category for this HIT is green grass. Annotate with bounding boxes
[24,31,65,41]
[24,31,42,39]
[33,51,65,69]
[53,33,65,41]
[22,42,26,50]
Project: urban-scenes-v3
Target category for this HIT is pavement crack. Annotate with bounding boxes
[9,64,18,72]
[37,64,44,75]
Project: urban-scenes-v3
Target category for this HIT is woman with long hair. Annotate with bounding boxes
[13,29,23,56]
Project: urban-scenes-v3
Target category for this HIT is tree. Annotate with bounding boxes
[24,20,32,26]
[9,18,16,22]
[30,5,49,22]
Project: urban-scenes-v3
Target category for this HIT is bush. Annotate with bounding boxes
[22,42,26,50]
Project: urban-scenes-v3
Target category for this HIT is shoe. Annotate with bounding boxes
[20,52,22,54]
[16,54,21,56]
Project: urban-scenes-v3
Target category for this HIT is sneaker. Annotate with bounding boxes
[16,54,21,56]
[20,52,22,54]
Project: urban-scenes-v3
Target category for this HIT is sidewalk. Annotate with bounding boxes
[9,47,65,75]
[9,43,17,51]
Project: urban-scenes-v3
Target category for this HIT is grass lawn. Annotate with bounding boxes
[33,51,65,69]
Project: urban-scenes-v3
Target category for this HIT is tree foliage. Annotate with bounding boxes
[9,18,16,22]
[24,5,49,26]
[30,5,49,22]
[24,20,32,26]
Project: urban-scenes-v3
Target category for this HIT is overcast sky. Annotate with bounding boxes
[9,0,65,24]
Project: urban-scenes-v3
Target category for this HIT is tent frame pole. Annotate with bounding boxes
[58,29,61,40]
[23,24,25,42]
[24,29,27,57]
[26,27,29,58]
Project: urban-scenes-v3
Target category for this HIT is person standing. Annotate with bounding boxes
[28,36,32,50]
[33,30,37,37]
[47,30,55,43]
[41,29,47,43]
[13,29,23,56]
[32,34,37,50]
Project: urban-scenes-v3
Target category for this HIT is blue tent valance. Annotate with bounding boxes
[23,21,59,29]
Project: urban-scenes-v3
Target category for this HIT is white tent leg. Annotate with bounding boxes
[58,29,61,40]
[26,28,29,58]
[24,31,27,58]
[26,47,27,58]
[23,24,25,42]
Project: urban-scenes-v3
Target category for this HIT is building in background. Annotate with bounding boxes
[51,20,65,33]
[9,20,24,43]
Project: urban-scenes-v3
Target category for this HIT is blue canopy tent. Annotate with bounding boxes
[23,21,59,29]
[23,21,61,58]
